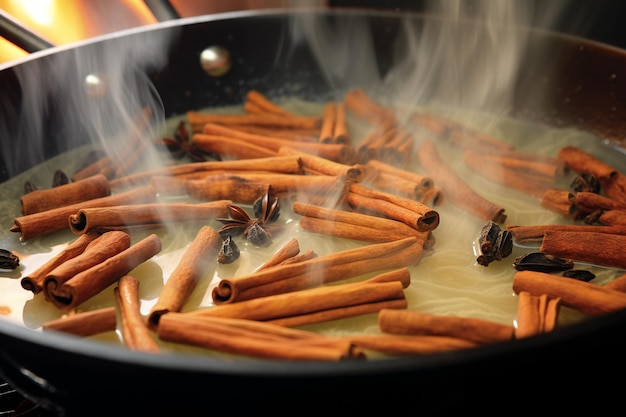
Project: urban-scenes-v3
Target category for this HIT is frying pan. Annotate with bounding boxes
[1,5,626,416]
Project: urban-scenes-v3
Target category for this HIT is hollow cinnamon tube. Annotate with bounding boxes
[41,306,117,337]
[21,232,101,294]
[211,237,422,304]
[416,140,507,223]
[343,88,393,126]
[604,273,626,292]
[293,201,423,242]
[187,111,321,133]
[115,275,160,353]
[192,134,278,160]
[573,191,626,212]
[540,188,579,218]
[277,147,367,183]
[253,238,301,272]
[68,201,230,234]
[157,313,360,361]
[200,124,356,164]
[11,185,157,241]
[343,334,479,356]
[153,177,271,205]
[333,102,350,144]
[196,279,406,324]
[45,233,162,310]
[598,209,626,226]
[378,309,515,345]
[245,90,295,117]
[109,155,303,189]
[148,226,222,329]
[515,291,561,339]
[364,159,434,189]
[512,270,626,316]
[319,101,336,143]
[72,155,115,182]
[20,174,111,215]
[347,184,440,232]
[43,231,131,299]
[507,224,626,244]
[540,230,626,269]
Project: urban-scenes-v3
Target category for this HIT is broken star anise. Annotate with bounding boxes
[217,190,282,247]
[160,120,207,162]
[0,249,19,270]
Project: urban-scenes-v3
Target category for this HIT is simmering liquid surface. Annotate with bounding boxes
[0,98,623,355]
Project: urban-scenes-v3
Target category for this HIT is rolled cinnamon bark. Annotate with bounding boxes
[277,147,367,183]
[343,334,479,356]
[364,159,434,189]
[21,232,101,294]
[540,188,579,218]
[597,209,626,226]
[109,155,303,189]
[211,237,422,304]
[573,191,626,212]
[153,177,270,205]
[245,90,295,117]
[515,291,561,339]
[333,102,350,144]
[513,270,626,316]
[11,185,157,241]
[148,226,222,329]
[68,201,230,234]
[293,201,424,242]
[187,111,321,133]
[201,123,356,163]
[43,231,131,299]
[115,275,160,353]
[319,101,336,143]
[253,238,301,272]
[347,184,440,232]
[416,139,507,223]
[192,134,278,160]
[343,87,393,126]
[196,279,407,325]
[45,233,162,310]
[507,224,626,244]
[378,308,515,344]
[20,174,111,215]
[540,230,626,269]
[41,306,117,337]
[157,313,361,361]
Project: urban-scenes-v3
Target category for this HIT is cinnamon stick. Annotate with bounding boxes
[68,201,230,234]
[152,177,271,205]
[540,188,579,218]
[347,184,440,232]
[196,278,407,325]
[44,233,162,310]
[115,275,160,353]
[293,201,424,242]
[343,88,393,126]
[148,226,222,329]
[512,270,626,316]
[211,237,422,304]
[507,224,626,244]
[11,185,157,241]
[540,230,626,269]
[109,155,303,189]
[416,139,507,223]
[41,306,117,337]
[245,90,295,117]
[515,291,561,338]
[333,102,350,144]
[277,146,367,183]
[253,238,301,272]
[20,174,111,215]
[157,313,361,361]
[21,232,101,294]
[597,209,626,226]
[191,134,278,160]
[364,159,434,189]
[43,231,132,300]
[343,334,479,356]
[200,124,356,163]
[319,101,336,143]
[378,308,515,345]
[187,111,321,133]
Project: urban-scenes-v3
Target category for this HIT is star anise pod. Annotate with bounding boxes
[216,190,282,247]
[160,120,208,162]
[23,169,69,195]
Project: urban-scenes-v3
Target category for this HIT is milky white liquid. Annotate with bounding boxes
[0,97,623,358]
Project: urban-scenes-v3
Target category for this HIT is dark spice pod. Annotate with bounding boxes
[478,221,501,253]
[52,169,69,187]
[570,173,601,194]
[513,252,574,272]
[217,235,240,264]
[245,223,271,247]
[561,269,596,282]
[0,249,19,269]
